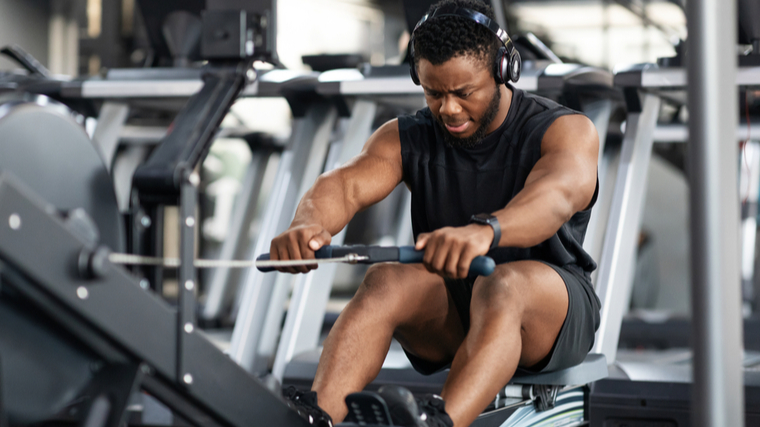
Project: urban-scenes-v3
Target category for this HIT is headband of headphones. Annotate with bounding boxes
[408,5,521,85]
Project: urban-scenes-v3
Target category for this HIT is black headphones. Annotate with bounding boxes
[408,5,521,86]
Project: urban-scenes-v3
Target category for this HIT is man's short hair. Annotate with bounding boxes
[412,0,502,77]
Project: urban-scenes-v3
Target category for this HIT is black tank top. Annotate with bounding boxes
[398,86,598,276]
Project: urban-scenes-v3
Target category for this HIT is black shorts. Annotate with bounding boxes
[403,261,601,375]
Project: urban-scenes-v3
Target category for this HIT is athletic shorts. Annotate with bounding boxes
[403,261,601,375]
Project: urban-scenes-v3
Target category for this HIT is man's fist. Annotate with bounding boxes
[415,224,494,279]
[269,224,332,274]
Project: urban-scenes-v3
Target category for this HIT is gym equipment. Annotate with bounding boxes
[587,1,756,419]
[0,172,308,427]
[135,0,205,67]
[0,91,124,253]
[341,360,608,427]
[0,5,323,426]
[255,245,496,276]
[102,245,496,276]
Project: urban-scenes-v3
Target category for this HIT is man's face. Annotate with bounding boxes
[417,55,503,148]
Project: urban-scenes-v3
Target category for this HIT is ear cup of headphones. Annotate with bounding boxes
[408,40,421,85]
[410,60,420,85]
[507,49,521,83]
[495,46,508,85]
[410,65,420,85]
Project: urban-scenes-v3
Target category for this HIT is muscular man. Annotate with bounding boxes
[275,1,601,425]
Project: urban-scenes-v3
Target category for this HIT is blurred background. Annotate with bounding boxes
[0,0,688,74]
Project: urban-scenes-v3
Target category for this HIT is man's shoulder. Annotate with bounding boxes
[398,107,434,129]
[397,107,436,149]
[512,89,584,135]
[517,89,574,115]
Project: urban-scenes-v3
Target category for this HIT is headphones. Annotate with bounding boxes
[408,5,521,86]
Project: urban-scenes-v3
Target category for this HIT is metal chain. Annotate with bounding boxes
[107,252,369,269]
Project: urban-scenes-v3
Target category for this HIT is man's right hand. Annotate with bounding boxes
[269,224,332,274]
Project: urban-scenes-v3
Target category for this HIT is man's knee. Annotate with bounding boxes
[473,264,529,312]
[351,264,421,318]
[357,263,405,297]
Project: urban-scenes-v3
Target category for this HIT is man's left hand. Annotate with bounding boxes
[415,224,494,279]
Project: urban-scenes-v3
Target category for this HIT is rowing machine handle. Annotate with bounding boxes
[255,246,334,272]
[397,246,495,277]
[257,245,495,276]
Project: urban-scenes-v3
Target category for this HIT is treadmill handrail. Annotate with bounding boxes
[132,60,251,204]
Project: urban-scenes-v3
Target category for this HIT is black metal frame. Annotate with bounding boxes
[0,354,6,427]
[0,174,308,427]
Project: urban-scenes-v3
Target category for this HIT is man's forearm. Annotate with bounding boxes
[493,181,582,248]
[291,173,357,236]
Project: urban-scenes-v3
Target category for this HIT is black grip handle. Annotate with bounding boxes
[397,246,495,276]
[256,246,332,272]
[256,245,495,277]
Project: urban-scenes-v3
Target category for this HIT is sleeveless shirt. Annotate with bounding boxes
[398,86,598,277]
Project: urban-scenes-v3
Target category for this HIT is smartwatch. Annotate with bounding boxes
[469,213,501,250]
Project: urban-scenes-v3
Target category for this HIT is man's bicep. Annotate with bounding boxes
[332,119,404,212]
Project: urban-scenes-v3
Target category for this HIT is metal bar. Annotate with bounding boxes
[653,122,760,143]
[740,142,760,311]
[92,102,129,172]
[270,230,346,380]
[253,140,343,372]
[136,205,164,295]
[592,92,660,363]
[587,144,620,286]
[228,102,337,373]
[580,98,613,271]
[271,100,378,381]
[687,0,744,424]
[0,354,6,427]
[634,66,760,89]
[201,151,272,320]
[177,173,198,383]
[81,80,205,98]
[108,253,369,269]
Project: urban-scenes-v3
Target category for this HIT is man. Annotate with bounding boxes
[274,1,601,426]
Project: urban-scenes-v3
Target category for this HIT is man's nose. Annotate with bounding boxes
[439,95,462,116]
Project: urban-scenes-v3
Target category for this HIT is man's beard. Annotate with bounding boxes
[434,85,502,149]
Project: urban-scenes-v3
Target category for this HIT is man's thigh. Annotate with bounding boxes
[357,263,466,368]
[471,260,570,369]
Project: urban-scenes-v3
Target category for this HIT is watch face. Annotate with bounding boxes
[473,213,494,222]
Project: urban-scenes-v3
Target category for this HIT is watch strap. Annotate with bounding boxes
[469,214,501,250]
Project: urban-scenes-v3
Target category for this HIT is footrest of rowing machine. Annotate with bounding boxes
[510,353,608,386]
[344,391,393,425]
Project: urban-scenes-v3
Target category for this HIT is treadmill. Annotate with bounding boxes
[589,1,760,423]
